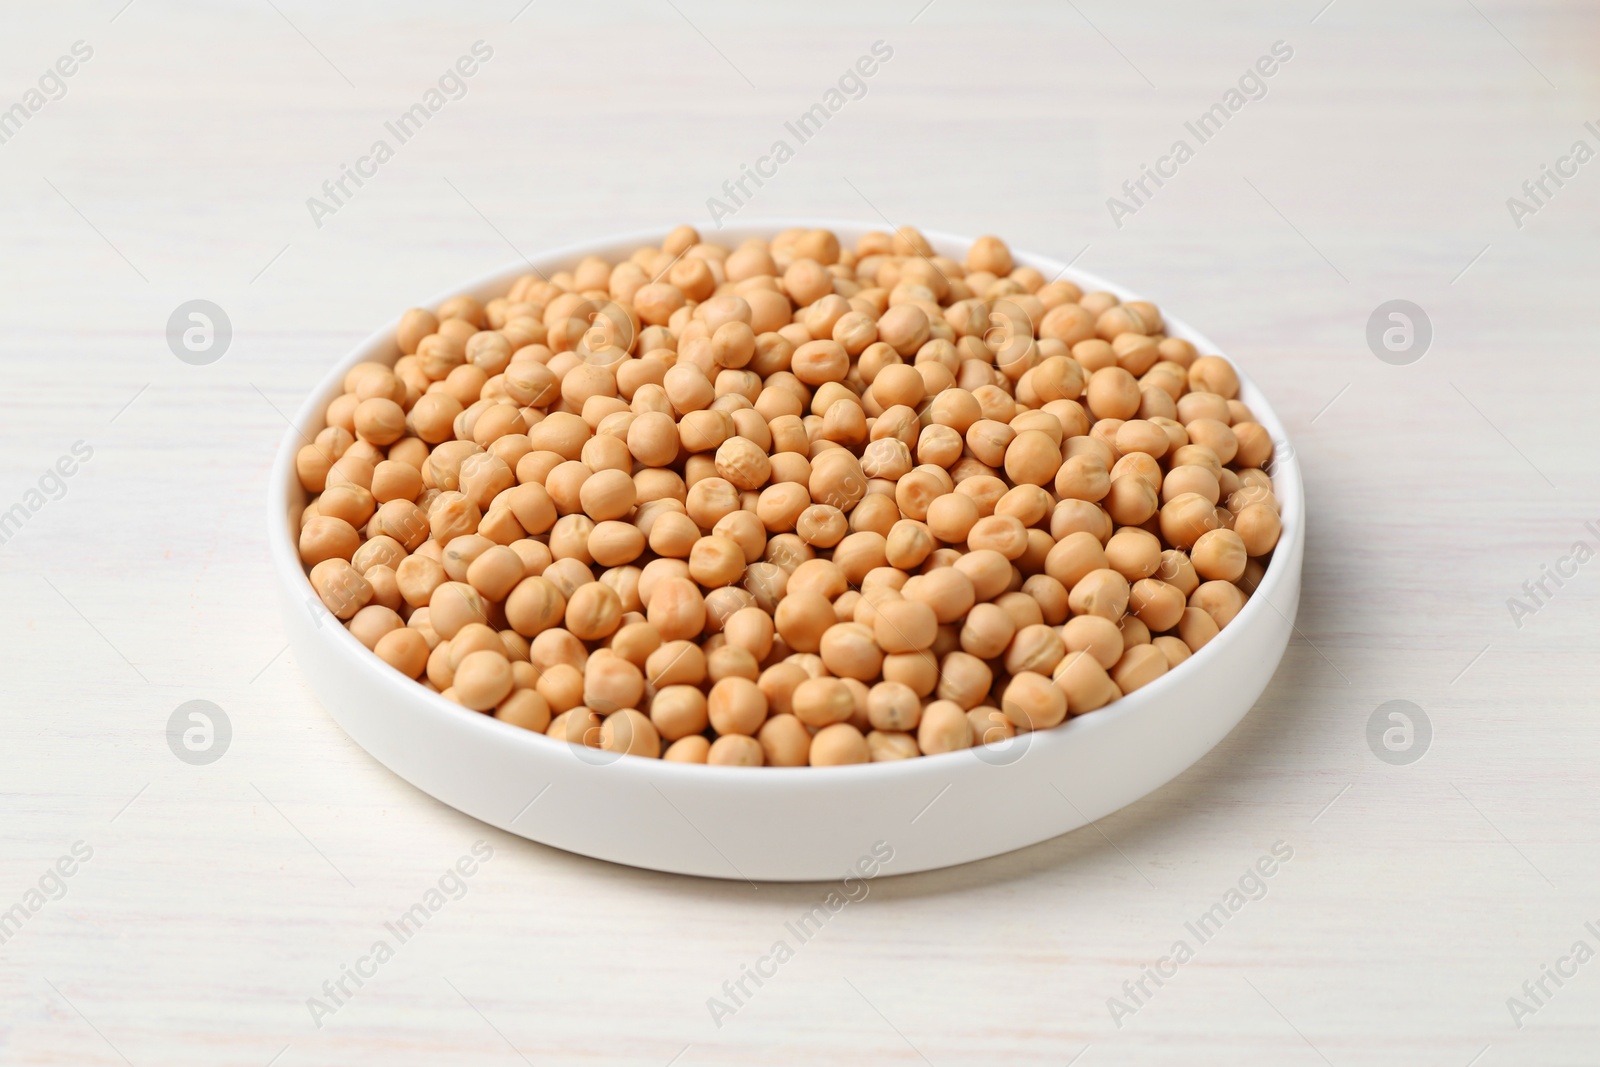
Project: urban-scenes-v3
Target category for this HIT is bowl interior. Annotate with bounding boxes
[269,220,1303,782]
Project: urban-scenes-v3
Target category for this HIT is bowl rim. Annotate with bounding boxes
[268,218,1303,784]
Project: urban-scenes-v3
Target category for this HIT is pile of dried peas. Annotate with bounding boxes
[295,225,1282,767]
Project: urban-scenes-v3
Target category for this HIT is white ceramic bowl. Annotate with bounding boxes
[270,221,1303,882]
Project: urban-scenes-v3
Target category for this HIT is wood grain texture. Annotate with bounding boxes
[1,1,1596,1063]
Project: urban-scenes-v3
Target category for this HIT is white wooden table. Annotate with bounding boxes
[2,2,1595,1063]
